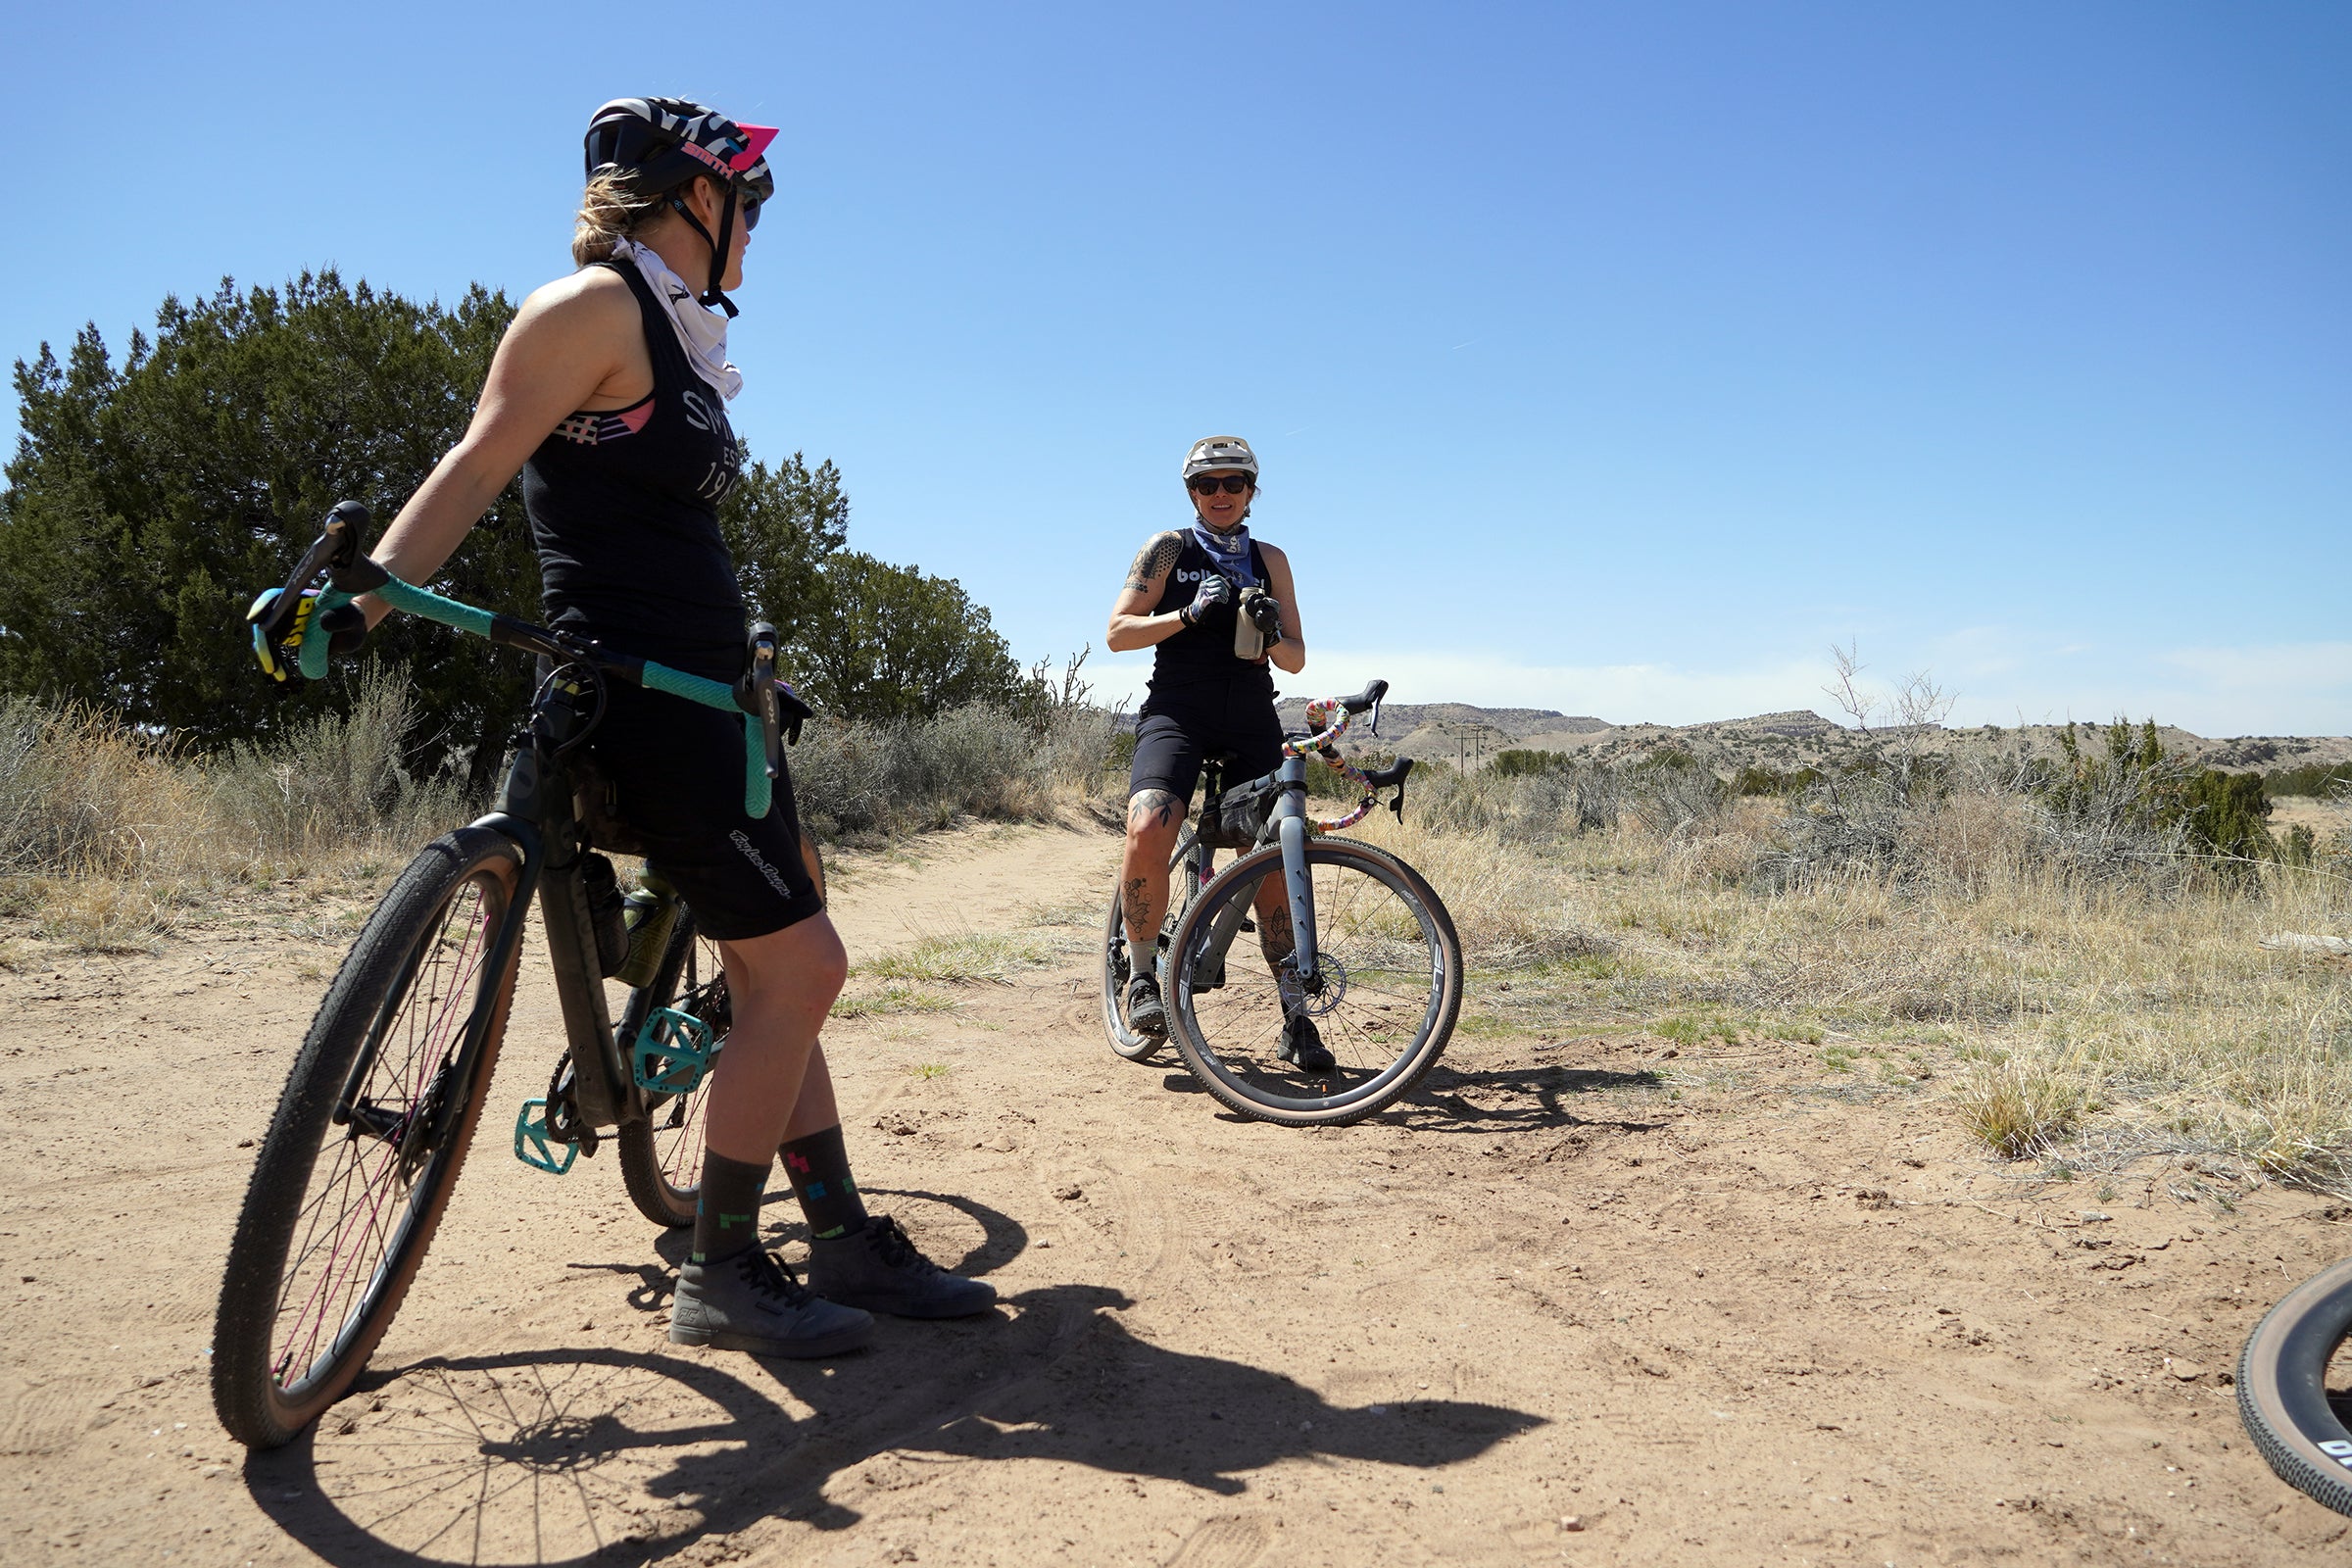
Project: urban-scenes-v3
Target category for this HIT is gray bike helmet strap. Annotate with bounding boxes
[667,185,743,318]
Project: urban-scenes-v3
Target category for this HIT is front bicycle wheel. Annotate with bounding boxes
[1101,828,1202,1062]
[615,910,727,1228]
[212,826,522,1448]
[2239,1256,2352,1517]
[1167,837,1461,1127]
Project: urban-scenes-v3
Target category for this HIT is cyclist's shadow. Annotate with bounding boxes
[241,1191,1542,1567]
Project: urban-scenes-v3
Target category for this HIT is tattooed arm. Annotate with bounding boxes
[1105,530,1190,653]
[1254,541,1307,675]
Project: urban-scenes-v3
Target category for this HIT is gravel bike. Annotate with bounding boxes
[2239,1254,2352,1517]
[1100,680,1463,1127]
[212,504,784,1448]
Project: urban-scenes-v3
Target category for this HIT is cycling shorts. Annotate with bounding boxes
[586,680,825,942]
[1128,694,1287,806]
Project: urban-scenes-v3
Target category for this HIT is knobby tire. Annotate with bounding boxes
[2239,1255,2352,1517]
[211,826,521,1448]
[1102,828,1200,1062]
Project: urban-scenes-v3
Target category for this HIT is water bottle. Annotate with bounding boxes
[612,869,680,989]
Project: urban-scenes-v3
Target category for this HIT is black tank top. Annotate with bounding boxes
[1144,532,1275,708]
[523,260,748,681]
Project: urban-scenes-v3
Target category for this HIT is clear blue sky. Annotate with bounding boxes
[5,2,2346,734]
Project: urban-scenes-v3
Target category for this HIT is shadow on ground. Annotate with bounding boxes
[241,1194,1541,1566]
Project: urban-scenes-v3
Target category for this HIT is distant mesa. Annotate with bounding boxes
[1279,700,2352,775]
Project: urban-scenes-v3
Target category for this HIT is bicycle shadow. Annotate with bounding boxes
[240,1278,1542,1567]
[1172,1058,1668,1135]
[1387,1060,1668,1134]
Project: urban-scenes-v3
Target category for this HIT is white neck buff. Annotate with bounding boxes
[617,239,743,402]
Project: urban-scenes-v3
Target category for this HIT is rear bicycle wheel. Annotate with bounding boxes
[1102,829,1202,1061]
[1168,837,1461,1127]
[615,910,728,1228]
[2239,1255,2352,1517]
[211,826,522,1448]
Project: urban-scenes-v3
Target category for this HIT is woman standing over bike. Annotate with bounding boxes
[341,97,992,1357]
[1104,437,1325,1066]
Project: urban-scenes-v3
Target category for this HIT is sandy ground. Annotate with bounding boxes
[3,816,2350,1567]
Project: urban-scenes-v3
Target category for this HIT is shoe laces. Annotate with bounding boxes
[736,1246,816,1306]
[865,1215,940,1276]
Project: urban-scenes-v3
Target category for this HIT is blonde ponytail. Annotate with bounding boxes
[571,170,667,266]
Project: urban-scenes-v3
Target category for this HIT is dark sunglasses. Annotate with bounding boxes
[1188,474,1253,495]
[740,196,762,230]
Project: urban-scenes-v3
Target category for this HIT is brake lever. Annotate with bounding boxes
[247,501,375,674]
[741,622,783,780]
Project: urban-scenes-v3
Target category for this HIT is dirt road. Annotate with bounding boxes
[2,818,2347,1565]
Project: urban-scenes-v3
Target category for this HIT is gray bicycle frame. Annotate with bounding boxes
[1187,751,1319,1006]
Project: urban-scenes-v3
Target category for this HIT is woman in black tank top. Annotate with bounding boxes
[326,96,993,1357]
[1102,436,1313,1054]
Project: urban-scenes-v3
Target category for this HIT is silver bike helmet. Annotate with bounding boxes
[1182,435,1259,482]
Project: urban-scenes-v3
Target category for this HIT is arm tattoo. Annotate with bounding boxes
[1123,531,1184,593]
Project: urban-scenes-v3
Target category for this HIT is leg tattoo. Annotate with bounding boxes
[1256,895,1297,969]
[1122,876,1152,940]
[1127,788,1182,832]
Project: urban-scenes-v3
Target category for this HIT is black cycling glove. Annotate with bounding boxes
[1179,573,1234,626]
[1244,593,1284,643]
[318,603,369,660]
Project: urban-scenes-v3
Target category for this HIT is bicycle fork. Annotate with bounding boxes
[1273,756,1320,998]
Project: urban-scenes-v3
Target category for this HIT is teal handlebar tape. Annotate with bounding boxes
[743,713,771,819]
[640,661,734,710]
[375,577,497,639]
[296,570,773,820]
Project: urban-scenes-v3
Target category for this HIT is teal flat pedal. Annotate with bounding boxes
[513,1099,576,1175]
[632,1007,720,1095]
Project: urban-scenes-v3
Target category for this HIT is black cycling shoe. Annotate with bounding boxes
[1278,1013,1335,1071]
[1124,972,1168,1040]
[808,1214,998,1319]
[669,1246,874,1357]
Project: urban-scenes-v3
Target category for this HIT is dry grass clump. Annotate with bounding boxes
[793,704,1116,840]
[1950,1051,2099,1158]
[0,671,469,949]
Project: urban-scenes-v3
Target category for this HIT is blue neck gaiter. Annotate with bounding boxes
[1192,519,1257,588]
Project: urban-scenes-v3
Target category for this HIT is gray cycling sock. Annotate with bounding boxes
[692,1152,771,1264]
[778,1123,868,1241]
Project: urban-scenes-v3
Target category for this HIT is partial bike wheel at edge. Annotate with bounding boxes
[211,826,522,1449]
[1101,828,1200,1062]
[615,911,726,1228]
[1168,837,1461,1127]
[2239,1254,2352,1517]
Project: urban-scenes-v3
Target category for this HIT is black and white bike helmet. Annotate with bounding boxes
[584,96,778,318]
[1182,435,1259,483]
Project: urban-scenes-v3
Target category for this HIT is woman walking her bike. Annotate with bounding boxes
[1104,437,1327,1067]
[329,97,992,1357]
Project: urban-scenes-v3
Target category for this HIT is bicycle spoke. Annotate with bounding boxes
[269,874,495,1395]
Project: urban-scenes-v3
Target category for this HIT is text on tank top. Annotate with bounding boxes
[522,259,748,681]
[1146,533,1275,698]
